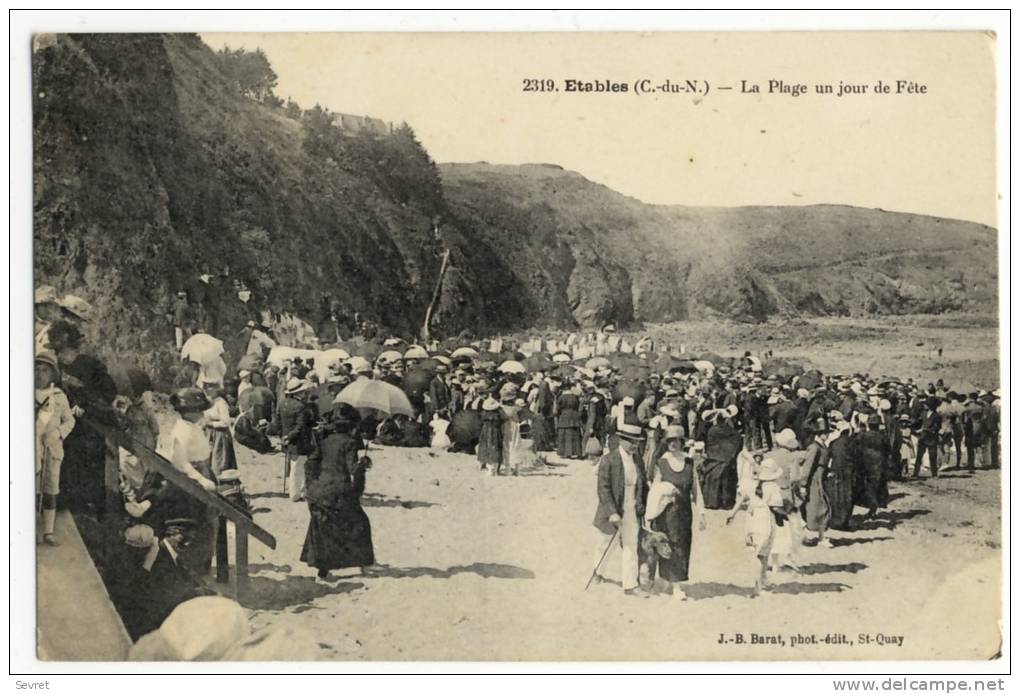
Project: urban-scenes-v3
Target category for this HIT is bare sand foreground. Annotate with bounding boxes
[231,446,1001,662]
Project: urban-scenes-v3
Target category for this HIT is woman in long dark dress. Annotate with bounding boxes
[700,407,742,509]
[555,385,584,459]
[646,426,705,600]
[825,422,855,530]
[851,416,892,519]
[477,396,505,474]
[802,418,833,547]
[301,403,375,581]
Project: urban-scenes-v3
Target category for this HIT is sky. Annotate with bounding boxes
[201,31,997,227]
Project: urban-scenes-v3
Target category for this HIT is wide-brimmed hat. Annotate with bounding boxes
[34,285,59,305]
[58,294,94,321]
[617,413,644,441]
[128,596,249,662]
[482,396,501,411]
[757,458,783,482]
[170,387,210,414]
[499,382,519,402]
[658,403,681,418]
[774,428,798,450]
[285,378,312,395]
[404,345,429,360]
[35,349,60,372]
[124,524,156,548]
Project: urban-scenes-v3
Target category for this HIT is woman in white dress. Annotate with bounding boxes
[726,459,784,596]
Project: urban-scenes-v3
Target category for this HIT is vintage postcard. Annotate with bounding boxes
[27,28,1001,664]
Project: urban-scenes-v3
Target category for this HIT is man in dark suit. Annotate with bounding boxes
[771,390,799,434]
[592,416,649,598]
[426,364,450,422]
[279,379,317,501]
[913,398,943,478]
[532,372,555,452]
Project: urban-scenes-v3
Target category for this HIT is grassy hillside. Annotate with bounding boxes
[440,163,998,323]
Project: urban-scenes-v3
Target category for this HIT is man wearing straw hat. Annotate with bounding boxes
[591,414,649,598]
[279,378,316,501]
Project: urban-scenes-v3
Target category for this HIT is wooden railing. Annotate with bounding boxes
[84,417,277,602]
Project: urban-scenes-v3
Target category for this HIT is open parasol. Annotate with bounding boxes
[181,333,224,365]
[336,378,415,417]
[498,360,526,375]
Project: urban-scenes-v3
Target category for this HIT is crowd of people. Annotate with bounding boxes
[34,283,1003,638]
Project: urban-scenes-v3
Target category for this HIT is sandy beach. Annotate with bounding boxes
[231,440,1001,661]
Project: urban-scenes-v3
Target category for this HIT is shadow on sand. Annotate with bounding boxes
[243,574,364,611]
[362,493,438,510]
[798,562,868,575]
[248,491,289,500]
[767,581,850,595]
[853,508,930,532]
[830,536,893,547]
[366,562,535,580]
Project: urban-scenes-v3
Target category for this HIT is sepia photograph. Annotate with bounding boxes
[14,12,1008,674]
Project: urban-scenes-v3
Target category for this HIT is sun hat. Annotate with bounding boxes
[663,424,685,441]
[482,396,501,411]
[128,596,249,661]
[774,428,798,450]
[170,387,211,414]
[756,458,783,482]
[34,285,59,305]
[285,378,312,395]
[124,524,156,549]
[35,349,60,371]
[57,294,94,321]
[404,345,429,360]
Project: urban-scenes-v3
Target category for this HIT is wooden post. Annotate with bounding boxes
[231,529,249,602]
[103,444,120,518]
[215,516,229,584]
[421,248,451,341]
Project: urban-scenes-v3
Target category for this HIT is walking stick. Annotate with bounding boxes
[283,450,291,494]
[584,526,620,591]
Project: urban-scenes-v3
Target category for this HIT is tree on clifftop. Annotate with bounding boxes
[216,46,279,103]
